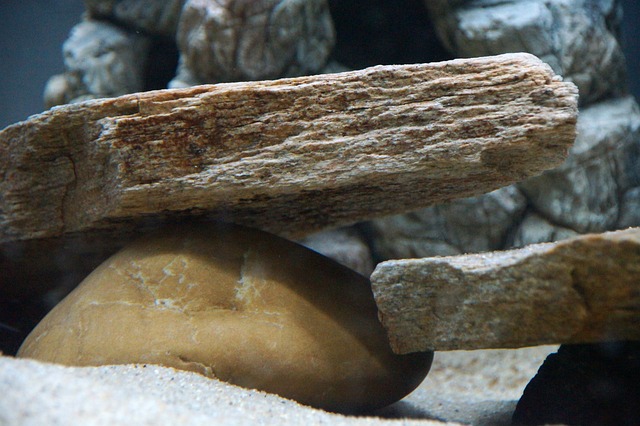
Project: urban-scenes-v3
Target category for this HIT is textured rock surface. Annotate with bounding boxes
[370,186,527,259]
[510,212,579,248]
[369,1,637,262]
[426,0,627,106]
[44,20,150,108]
[371,228,640,353]
[84,0,186,37]
[371,95,640,256]
[1,53,578,246]
[298,227,374,277]
[512,342,640,426]
[172,0,335,86]
[18,223,432,413]
[519,96,640,233]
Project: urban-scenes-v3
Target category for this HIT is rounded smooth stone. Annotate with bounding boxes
[18,223,432,413]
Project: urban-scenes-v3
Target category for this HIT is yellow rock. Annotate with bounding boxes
[18,223,432,412]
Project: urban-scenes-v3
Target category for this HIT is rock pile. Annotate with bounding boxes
[370,0,640,258]
[1,0,639,424]
[0,53,577,294]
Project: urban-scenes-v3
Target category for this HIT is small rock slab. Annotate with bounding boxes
[18,223,432,413]
[371,228,640,353]
[1,53,577,244]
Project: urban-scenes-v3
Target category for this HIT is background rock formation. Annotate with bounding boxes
[368,0,640,261]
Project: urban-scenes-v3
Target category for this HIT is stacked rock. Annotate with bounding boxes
[369,0,640,258]
[44,0,335,108]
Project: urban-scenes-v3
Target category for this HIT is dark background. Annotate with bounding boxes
[0,0,639,129]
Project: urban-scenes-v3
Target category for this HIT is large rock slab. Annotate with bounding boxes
[369,96,640,257]
[0,53,577,245]
[371,228,640,353]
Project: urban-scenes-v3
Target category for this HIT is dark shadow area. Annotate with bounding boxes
[143,37,180,92]
[328,0,452,69]
[0,295,49,355]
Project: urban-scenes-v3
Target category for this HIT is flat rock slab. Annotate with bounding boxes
[372,228,640,353]
[1,53,576,244]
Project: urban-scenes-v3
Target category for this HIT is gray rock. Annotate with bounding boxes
[618,187,640,229]
[44,20,150,108]
[426,0,627,106]
[370,186,527,259]
[297,227,374,277]
[84,0,186,37]
[371,95,640,258]
[519,96,640,234]
[175,0,335,84]
[511,212,579,248]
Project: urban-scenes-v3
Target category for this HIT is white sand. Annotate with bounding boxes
[0,345,555,426]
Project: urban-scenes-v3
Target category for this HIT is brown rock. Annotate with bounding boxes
[371,228,640,353]
[17,223,432,413]
[0,53,577,245]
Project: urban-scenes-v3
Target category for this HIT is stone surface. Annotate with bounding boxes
[297,227,374,277]
[510,212,579,248]
[426,0,627,106]
[0,356,454,426]
[17,223,432,413]
[512,342,640,426]
[371,228,640,353]
[1,53,578,247]
[520,95,640,234]
[44,20,150,108]
[173,0,335,85]
[370,95,640,256]
[84,0,186,37]
[370,186,527,259]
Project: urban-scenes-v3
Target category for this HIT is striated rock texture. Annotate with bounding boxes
[0,53,578,246]
[371,95,640,257]
[371,1,639,259]
[17,223,432,414]
[172,0,335,86]
[371,228,640,354]
[425,0,627,106]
